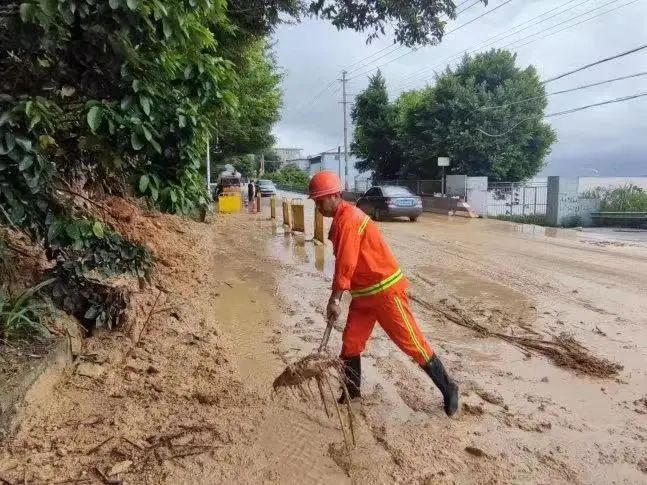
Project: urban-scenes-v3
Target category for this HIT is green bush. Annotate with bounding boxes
[583,185,647,212]
[266,164,310,190]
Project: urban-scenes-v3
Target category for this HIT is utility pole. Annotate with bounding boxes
[340,70,350,190]
[337,145,341,180]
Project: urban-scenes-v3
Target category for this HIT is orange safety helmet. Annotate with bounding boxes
[308,171,343,200]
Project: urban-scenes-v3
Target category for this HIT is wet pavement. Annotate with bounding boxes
[250,192,647,484]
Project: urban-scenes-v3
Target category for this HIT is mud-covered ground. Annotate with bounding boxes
[1,196,646,484]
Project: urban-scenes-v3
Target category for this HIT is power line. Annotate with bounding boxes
[456,0,482,15]
[507,0,640,52]
[542,42,647,84]
[291,78,338,114]
[481,70,647,110]
[341,0,487,73]
[349,0,515,78]
[391,0,592,90]
[547,90,647,116]
[392,0,638,92]
[498,0,638,52]
[477,90,647,136]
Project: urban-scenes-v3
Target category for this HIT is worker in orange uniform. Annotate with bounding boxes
[309,171,459,416]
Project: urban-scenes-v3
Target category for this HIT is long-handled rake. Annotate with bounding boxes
[272,318,356,452]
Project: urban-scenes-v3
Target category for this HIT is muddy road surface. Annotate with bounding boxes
[1,197,646,484]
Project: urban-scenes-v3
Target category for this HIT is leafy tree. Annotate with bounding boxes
[233,154,259,179]
[216,40,283,157]
[351,71,403,180]
[227,0,483,46]
[399,49,556,181]
[266,164,309,188]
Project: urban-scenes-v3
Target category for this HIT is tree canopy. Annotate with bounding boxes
[352,49,556,182]
[351,71,404,180]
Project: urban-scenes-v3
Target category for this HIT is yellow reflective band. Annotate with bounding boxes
[357,215,370,235]
[350,269,403,297]
[394,295,430,362]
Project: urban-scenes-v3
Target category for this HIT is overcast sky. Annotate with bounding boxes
[272,0,647,177]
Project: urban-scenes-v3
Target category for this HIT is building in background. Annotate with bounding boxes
[285,157,310,172]
[307,149,371,190]
[275,147,303,164]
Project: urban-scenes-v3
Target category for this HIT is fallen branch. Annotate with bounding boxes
[410,294,622,378]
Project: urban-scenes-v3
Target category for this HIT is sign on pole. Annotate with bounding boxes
[437,157,450,167]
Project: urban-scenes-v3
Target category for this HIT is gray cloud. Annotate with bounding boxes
[272,0,647,176]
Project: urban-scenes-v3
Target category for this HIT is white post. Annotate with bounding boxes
[206,139,211,197]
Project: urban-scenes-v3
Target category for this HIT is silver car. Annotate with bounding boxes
[356,186,423,221]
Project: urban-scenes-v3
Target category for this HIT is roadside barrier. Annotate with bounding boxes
[218,193,241,213]
[291,199,305,233]
[314,208,325,243]
[270,196,276,219]
[282,198,291,226]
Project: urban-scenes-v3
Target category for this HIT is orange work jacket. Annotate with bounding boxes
[328,201,405,297]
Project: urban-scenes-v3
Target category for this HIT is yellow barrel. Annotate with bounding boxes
[218,193,242,213]
[314,208,325,243]
[291,198,305,233]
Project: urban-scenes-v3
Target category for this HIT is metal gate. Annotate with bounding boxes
[487,181,548,217]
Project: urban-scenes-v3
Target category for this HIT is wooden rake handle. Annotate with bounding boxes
[318,318,335,353]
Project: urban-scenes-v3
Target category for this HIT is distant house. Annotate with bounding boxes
[307,150,372,191]
[275,147,303,164]
[285,157,310,172]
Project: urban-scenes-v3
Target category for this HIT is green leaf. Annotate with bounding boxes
[132,79,141,92]
[29,113,42,130]
[109,0,120,9]
[178,115,186,128]
[139,96,151,116]
[120,96,133,110]
[92,221,105,238]
[150,186,159,201]
[39,0,57,15]
[150,138,162,154]
[87,106,102,132]
[170,190,177,203]
[142,125,152,141]
[183,66,192,80]
[47,220,62,242]
[131,132,145,151]
[126,0,138,10]
[19,155,34,171]
[15,136,32,151]
[139,174,149,193]
[162,18,172,39]
[65,223,81,241]
[19,3,34,21]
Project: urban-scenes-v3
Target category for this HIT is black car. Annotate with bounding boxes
[356,186,423,221]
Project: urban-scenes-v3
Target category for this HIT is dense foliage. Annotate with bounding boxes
[584,185,647,212]
[0,0,471,332]
[265,163,310,188]
[352,49,556,182]
[351,71,404,180]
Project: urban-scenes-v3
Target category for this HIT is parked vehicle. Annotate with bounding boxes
[356,186,423,221]
[255,179,277,197]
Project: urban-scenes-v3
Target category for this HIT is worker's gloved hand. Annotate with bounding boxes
[326,298,341,323]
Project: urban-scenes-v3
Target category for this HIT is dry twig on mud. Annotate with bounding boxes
[410,294,622,378]
[272,353,356,452]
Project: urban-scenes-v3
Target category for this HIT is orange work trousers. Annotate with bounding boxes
[341,282,434,365]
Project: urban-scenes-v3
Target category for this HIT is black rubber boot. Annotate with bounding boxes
[338,356,361,404]
[422,354,459,416]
